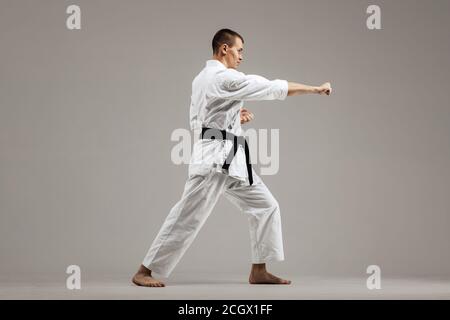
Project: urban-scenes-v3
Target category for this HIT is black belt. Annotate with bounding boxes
[200,127,253,186]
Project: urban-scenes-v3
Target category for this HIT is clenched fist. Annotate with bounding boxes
[318,82,332,95]
[240,108,254,124]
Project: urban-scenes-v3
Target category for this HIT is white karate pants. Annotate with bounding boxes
[142,168,285,277]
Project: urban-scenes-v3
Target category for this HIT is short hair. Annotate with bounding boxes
[212,28,244,55]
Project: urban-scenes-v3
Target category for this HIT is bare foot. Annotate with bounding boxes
[249,264,291,285]
[132,265,165,287]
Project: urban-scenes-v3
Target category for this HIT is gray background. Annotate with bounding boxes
[1,0,449,282]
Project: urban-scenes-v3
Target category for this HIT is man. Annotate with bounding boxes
[132,28,332,287]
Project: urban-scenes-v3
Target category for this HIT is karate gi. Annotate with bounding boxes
[142,60,289,277]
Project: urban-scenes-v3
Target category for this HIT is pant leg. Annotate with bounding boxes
[142,170,227,277]
[224,171,285,263]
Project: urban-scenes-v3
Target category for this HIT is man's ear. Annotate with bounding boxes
[221,44,228,54]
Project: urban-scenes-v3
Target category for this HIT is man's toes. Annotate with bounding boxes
[272,275,290,284]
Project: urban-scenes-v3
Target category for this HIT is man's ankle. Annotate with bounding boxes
[251,263,266,272]
[138,264,152,275]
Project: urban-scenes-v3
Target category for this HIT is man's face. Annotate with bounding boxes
[223,37,244,69]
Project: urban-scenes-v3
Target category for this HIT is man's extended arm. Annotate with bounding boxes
[213,69,332,101]
[287,82,332,96]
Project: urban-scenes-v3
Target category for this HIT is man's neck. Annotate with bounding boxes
[212,56,230,68]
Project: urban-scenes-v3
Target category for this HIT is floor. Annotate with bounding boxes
[1,273,449,299]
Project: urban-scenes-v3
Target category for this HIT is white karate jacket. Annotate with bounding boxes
[188,59,289,183]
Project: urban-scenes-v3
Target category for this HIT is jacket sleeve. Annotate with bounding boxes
[211,69,289,101]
